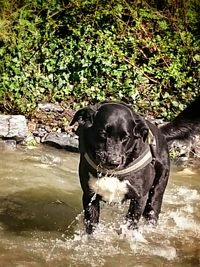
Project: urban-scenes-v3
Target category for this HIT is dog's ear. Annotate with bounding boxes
[70,107,95,127]
[134,119,149,142]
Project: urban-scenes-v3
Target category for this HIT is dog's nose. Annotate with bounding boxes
[109,160,120,166]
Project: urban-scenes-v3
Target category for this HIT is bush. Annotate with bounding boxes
[0,0,199,119]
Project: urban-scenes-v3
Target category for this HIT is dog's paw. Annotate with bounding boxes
[85,221,97,235]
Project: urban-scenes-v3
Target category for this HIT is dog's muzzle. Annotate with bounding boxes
[84,130,156,176]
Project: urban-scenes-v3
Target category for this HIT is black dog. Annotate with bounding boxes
[70,102,170,234]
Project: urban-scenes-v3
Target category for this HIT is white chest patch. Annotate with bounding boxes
[89,176,130,203]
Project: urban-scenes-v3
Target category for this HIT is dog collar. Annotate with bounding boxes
[85,148,155,177]
[84,130,156,176]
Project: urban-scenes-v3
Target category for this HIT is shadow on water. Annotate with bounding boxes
[0,146,82,233]
[0,187,78,231]
[0,146,200,267]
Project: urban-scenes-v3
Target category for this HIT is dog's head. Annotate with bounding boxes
[70,102,149,169]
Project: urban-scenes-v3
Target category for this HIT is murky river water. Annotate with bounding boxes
[0,146,199,267]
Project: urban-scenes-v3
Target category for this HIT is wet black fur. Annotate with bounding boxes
[160,95,200,142]
[70,102,170,234]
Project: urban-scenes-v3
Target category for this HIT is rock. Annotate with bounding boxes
[157,120,200,166]
[42,132,79,152]
[24,133,38,147]
[33,128,47,138]
[0,115,28,142]
[34,136,41,144]
[164,131,200,166]
[40,154,62,165]
[38,103,64,113]
[0,139,17,150]
[169,138,193,157]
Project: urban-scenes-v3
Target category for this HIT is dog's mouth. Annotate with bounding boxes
[96,152,124,170]
[101,162,121,170]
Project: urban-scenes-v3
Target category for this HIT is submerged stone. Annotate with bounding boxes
[42,132,79,152]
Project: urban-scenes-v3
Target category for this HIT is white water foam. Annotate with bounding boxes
[164,185,200,205]
[46,183,200,266]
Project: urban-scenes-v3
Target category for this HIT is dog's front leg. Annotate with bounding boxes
[82,193,100,234]
[126,197,147,229]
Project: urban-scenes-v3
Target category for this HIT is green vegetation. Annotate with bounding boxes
[0,0,199,119]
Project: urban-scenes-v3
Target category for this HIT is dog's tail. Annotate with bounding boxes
[160,95,200,142]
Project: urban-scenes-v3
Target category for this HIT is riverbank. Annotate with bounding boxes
[0,102,200,168]
[0,103,78,152]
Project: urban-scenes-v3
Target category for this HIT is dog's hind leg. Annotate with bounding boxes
[143,162,169,225]
[82,193,100,234]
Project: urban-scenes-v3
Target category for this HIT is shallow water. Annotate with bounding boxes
[0,146,199,267]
